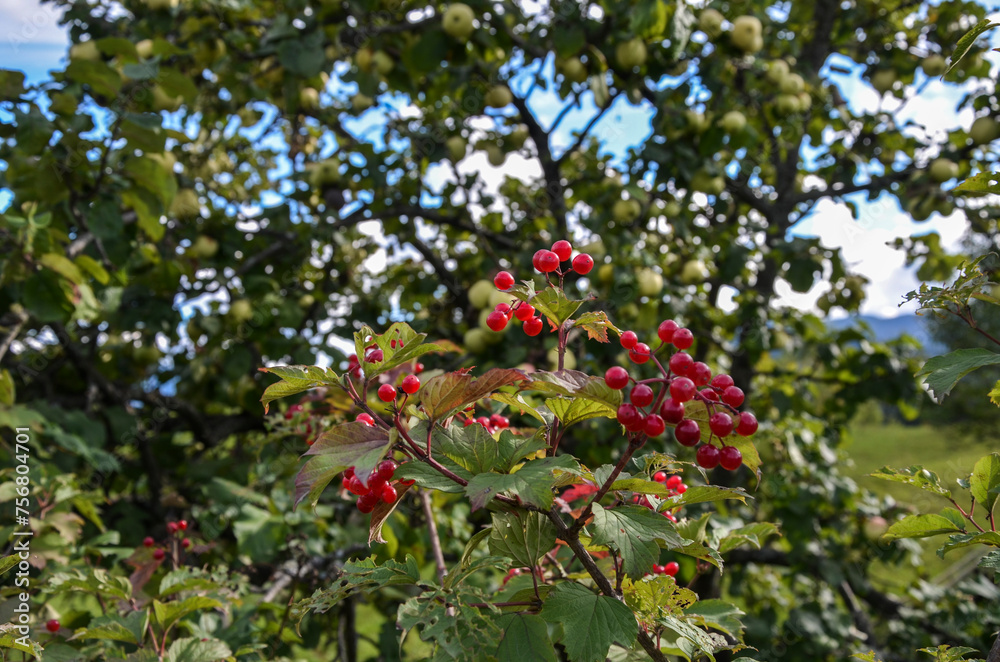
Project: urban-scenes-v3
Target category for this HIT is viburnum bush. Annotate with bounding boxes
[261,241,774,661]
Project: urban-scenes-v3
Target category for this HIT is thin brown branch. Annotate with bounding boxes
[421,490,448,584]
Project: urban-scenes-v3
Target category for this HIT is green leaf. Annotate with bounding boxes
[152,596,224,633]
[869,465,952,498]
[970,453,1000,514]
[465,455,578,510]
[66,59,122,98]
[631,0,669,40]
[0,69,26,99]
[683,599,746,641]
[523,370,623,410]
[546,396,617,428]
[946,19,999,75]
[917,644,983,661]
[0,631,42,656]
[488,511,557,568]
[0,555,19,576]
[434,422,498,474]
[622,575,696,625]
[882,514,965,541]
[293,556,420,621]
[511,285,584,328]
[937,530,1000,557]
[353,322,452,381]
[953,171,1000,196]
[0,370,13,407]
[496,614,558,662]
[667,1,695,60]
[461,527,493,569]
[490,392,548,424]
[259,364,342,413]
[659,484,752,510]
[294,422,391,507]
[916,348,1000,402]
[125,155,178,208]
[394,457,472,493]
[495,429,548,472]
[573,311,621,342]
[590,504,687,578]
[75,620,140,645]
[420,368,527,421]
[540,582,638,662]
[990,381,1000,406]
[165,637,232,662]
[718,522,781,554]
[398,588,503,659]
[39,253,85,284]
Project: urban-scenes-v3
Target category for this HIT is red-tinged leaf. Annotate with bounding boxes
[522,370,622,410]
[295,422,391,508]
[561,482,598,502]
[369,481,414,545]
[573,311,621,343]
[419,368,528,421]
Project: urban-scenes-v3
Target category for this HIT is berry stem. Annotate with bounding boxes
[949,497,986,533]
[421,490,448,584]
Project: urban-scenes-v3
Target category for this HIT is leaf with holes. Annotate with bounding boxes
[353,322,453,381]
[573,311,620,343]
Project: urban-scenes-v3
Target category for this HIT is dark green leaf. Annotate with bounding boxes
[916,348,1000,402]
[540,582,638,662]
[946,19,999,75]
[869,465,952,498]
[395,457,472,493]
[590,504,687,578]
[488,511,557,568]
[496,614,558,662]
[259,364,342,413]
[465,455,578,510]
[970,453,1000,514]
[165,637,232,662]
[434,422,498,474]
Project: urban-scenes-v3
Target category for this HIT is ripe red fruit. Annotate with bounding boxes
[709,412,734,438]
[696,444,721,469]
[659,398,685,424]
[166,521,178,534]
[490,413,510,429]
[143,536,154,547]
[284,404,304,420]
[380,483,398,503]
[377,384,397,402]
[494,271,515,290]
[663,561,679,576]
[376,460,397,481]
[605,366,629,390]
[46,620,60,633]
[675,419,701,446]
[346,475,368,495]
[365,348,384,363]
[523,316,543,336]
[665,475,683,490]
[401,374,421,394]
[652,564,664,575]
[572,253,594,275]
[153,549,166,561]
[620,330,638,350]
[629,342,651,364]
[721,386,745,408]
[356,412,375,426]
[672,328,694,350]
[701,389,720,402]
[669,377,696,403]
[616,404,642,429]
[415,362,424,373]
[486,311,509,332]
[514,303,535,321]
[357,491,379,513]
[657,320,678,343]
[668,351,693,376]
[710,374,734,390]
[177,520,188,531]
[536,250,560,272]
[676,483,687,494]
[644,414,666,437]
[736,411,758,436]
[551,240,573,261]
[531,250,547,271]
[719,445,743,471]
[630,384,654,408]
[653,471,667,483]
[181,538,191,549]
[690,362,712,386]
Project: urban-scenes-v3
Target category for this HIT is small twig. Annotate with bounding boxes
[569,436,644,535]
[0,309,28,364]
[421,490,448,584]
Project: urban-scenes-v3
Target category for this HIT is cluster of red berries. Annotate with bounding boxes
[463,411,510,433]
[346,338,425,381]
[607,320,758,472]
[648,561,679,577]
[142,519,191,560]
[285,403,316,445]
[342,461,404,513]
[377,372,421,403]
[531,239,594,276]
[632,472,686,522]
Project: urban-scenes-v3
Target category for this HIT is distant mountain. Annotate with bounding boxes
[827,314,944,354]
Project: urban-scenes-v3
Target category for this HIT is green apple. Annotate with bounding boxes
[136,39,155,59]
[870,69,896,94]
[355,47,374,72]
[699,9,725,38]
[597,263,615,284]
[612,198,641,223]
[152,85,183,112]
[773,93,801,116]
[863,516,889,541]
[663,200,682,217]
[298,294,315,308]
[189,235,218,258]
[445,136,466,161]
[170,189,201,218]
[299,87,320,111]
[308,159,341,188]
[720,110,746,133]
[373,50,394,76]
[766,60,790,84]
[929,158,958,183]
[680,259,709,284]
[485,144,505,166]
[780,73,804,95]
[508,124,529,149]
[615,38,647,70]
[922,54,947,77]
[731,16,762,53]
[442,3,476,42]
[229,299,254,323]
[797,92,812,111]
[559,57,588,83]
[469,280,494,309]
[488,289,511,310]
[352,94,374,111]
[691,169,725,196]
[464,327,488,353]
[934,196,955,216]
[70,41,101,62]
[685,110,709,133]
[636,268,663,297]
[484,86,512,108]
[970,116,999,145]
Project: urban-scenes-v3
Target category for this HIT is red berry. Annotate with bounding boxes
[414,362,424,373]
[701,389,720,402]
[658,320,678,343]
[690,362,712,386]
[644,414,665,437]
[532,250,547,271]
[143,536,154,547]
[668,351,693,376]
[494,271,515,290]
[629,342,651,364]
[365,348,384,363]
[620,330,638,350]
[344,466,356,479]
[721,386,745,408]
[45,619,60,633]
[377,384,397,402]
[669,377,696,403]
[490,413,510,429]
[523,316,543,336]
[284,404,304,420]
[652,564,664,574]
[494,302,513,318]
[676,483,687,494]
[551,240,573,261]
[380,484,397,503]
[711,374,734,390]
[709,412,734,438]
[572,253,594,275]
[665,475,683,489]
[653,471,667,483]
[630,384,654,408]
[675,419,701,446]
[356,412,375,426]
[181,538,191,549]
[153,549,166,561]
[736,411,758,436]
[672,328,694,350]
[177,520,188,531]
[719,446,743,471]
[357,491,379,513]
[347,475,368,495]
[377,460,397,481]
[659,398,685,424]
[616,403,642,429]
[605,366,630,390]
[696,444,721,469]
[476,416,490,428]
[486,311,509,332]
[514,303,535,321]
[663,561,679,577]
[401,374,421,394]
[536,250,560,273]
[166,521,178,534]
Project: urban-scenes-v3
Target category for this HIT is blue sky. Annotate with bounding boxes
[3,0,999,319]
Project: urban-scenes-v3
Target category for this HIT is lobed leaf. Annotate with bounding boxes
[488,511,558,568]
[420,368,528,421]
[294,422,391,508]
[590,504,687,578]
[540,582,638,662]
